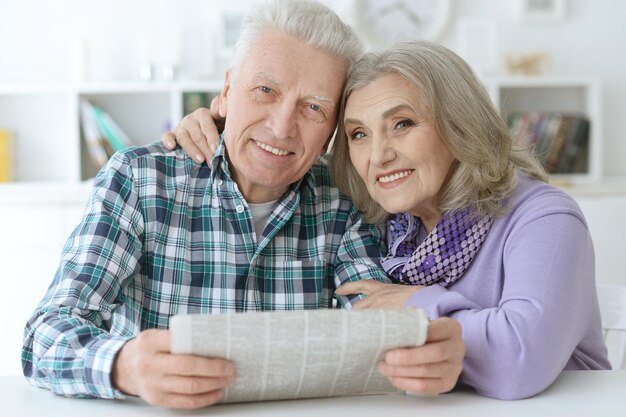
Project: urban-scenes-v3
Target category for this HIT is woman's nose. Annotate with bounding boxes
[370,136,396,166]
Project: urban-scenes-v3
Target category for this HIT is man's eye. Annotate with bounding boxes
[304,103,327,122]
[259,86,272,94]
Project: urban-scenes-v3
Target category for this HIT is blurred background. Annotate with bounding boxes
[1,0,624,174]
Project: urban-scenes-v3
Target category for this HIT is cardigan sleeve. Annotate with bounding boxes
[405,210,600,400]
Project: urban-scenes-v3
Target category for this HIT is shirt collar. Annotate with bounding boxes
[208,135,229,180]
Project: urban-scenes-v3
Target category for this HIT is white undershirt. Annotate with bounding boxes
[248,200,279,239]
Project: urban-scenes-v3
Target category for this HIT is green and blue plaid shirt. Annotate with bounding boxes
[22,141,387,399]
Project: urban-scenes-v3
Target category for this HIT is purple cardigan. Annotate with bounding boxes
[404,174,611,400]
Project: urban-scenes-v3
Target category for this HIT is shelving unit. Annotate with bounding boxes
[0,76,603,188]
[0,81,223,186]
[0,86,74,183]
[484,76,602,183]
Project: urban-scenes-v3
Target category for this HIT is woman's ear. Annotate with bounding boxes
[219,69,231,118]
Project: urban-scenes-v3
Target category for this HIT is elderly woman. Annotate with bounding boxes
[162,41,610,400]
[330,40,610,399]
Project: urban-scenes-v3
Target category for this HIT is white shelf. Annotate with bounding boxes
[0,81,223,184]
[485,75,598,87]
[0,181,93,204]
[484,76,602,182]
[0,76,607,186]
[555,176,626,198]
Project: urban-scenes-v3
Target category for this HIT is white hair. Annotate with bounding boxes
[229,0,363,79]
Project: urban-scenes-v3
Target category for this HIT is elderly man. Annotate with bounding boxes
[22,0,463,409]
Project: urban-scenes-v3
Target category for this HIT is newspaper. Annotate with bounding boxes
[170,308,429,403]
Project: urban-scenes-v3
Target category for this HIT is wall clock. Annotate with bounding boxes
[355,0,452,48]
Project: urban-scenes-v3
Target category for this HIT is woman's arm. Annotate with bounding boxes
[406,212,600,399]
[161,97,223,163]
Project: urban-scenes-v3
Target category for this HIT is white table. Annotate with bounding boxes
[2,371,625,416]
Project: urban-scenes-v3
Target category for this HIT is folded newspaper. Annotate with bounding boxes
[170,308,429,403]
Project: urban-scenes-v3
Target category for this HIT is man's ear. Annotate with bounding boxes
[219,69,231,118]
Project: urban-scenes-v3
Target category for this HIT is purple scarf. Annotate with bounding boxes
[382,209,494,287]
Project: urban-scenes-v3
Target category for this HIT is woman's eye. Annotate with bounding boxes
[350,131,366,140]
[395,119,414,129]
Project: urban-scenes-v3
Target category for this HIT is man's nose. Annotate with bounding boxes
[267,101,297,139]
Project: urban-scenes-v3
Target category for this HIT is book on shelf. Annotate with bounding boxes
[183,91,215,116]
[557,117,590,174]
[80,101,110,169]
[0,129,14,182]
[508,112,590,174]
[80,100,133,170]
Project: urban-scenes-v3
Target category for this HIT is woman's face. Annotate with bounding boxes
[344,72,455,227]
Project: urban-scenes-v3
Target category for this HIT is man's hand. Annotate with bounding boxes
[335,279,422,310]
[379,317,464,395]
[112,329,236,409]
[160,96,224,163]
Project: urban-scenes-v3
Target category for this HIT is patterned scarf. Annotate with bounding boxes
[381,209,494,287]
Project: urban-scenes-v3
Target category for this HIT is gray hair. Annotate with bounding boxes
[330,40,547,224]
[229,0,363,78]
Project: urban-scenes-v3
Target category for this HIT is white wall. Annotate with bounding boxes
[444,0,626,178]
[0,0,625,174]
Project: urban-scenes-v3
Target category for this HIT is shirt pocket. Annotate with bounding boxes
[252,260,332,310]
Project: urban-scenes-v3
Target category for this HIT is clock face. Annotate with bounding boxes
[356,0,451,47]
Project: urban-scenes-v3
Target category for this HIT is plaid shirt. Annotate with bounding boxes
[22,142,387,399]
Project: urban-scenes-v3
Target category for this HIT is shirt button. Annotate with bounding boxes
[236,205,244,213]
[218,179,223,186]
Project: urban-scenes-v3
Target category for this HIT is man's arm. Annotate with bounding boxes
[22,151,235,408]
[22,151,145,399]
[332,210,390,309]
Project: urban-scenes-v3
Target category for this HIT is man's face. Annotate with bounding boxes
[219,30,346,203]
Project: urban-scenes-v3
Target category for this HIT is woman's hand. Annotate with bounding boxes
[335,279,423,310]
[337,280,464,393]
[160,96,224,163]
[379,317,465,395]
